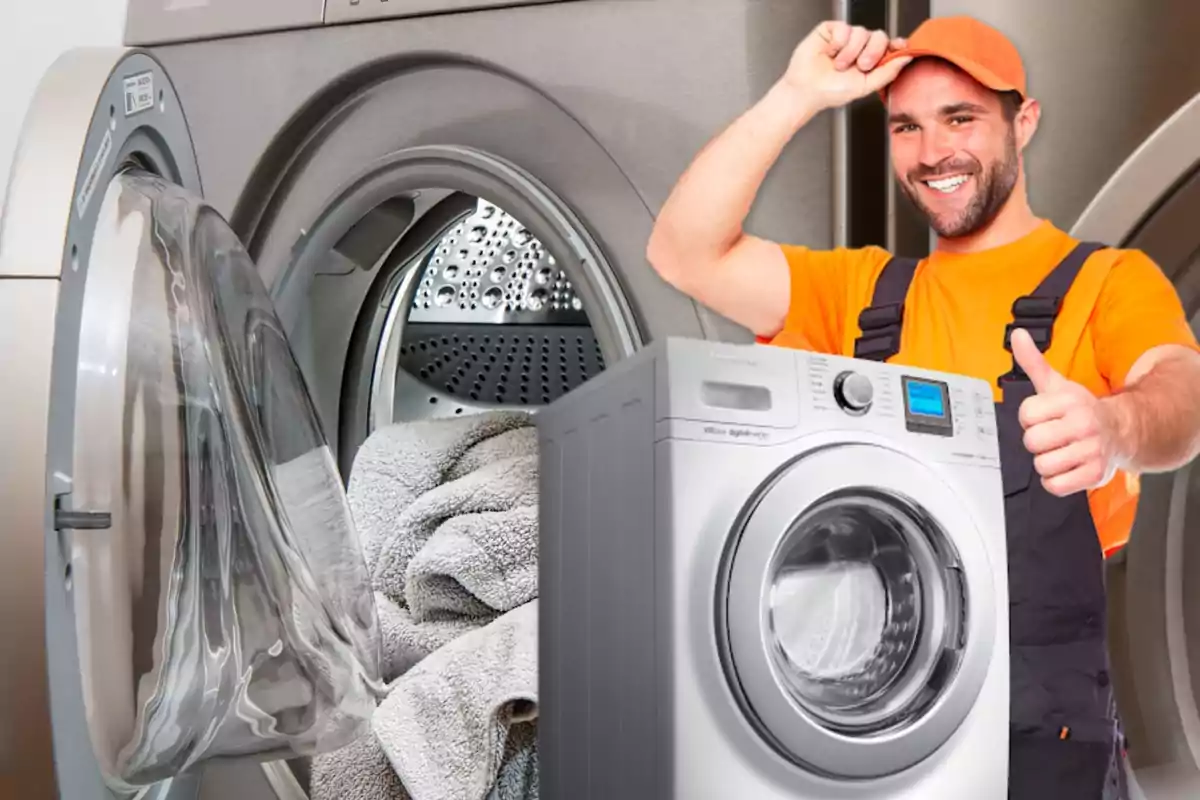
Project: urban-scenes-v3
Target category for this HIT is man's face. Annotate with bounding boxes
[886,59,1029,239]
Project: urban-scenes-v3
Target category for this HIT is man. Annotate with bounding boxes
[647,14,1200,800]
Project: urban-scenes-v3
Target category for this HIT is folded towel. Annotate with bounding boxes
[375,592,490,680]
[376,601,539,800]
[404,452,539,619]
[348,413,537,681]
[315,412,542,800]
[349,411,534,582]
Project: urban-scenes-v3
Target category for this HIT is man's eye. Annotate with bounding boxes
[950,116,974,125]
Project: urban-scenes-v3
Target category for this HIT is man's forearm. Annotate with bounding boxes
[647,81,822,272]
[1103,348,1200,473]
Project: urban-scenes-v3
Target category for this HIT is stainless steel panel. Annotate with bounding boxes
[147,0,827,350]
[930,0,1200,232]
[1072,92,1200,247]
[124,0,325,46]
[325,0,565,25]
[0,279,60,800]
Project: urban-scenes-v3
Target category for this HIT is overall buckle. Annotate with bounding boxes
[999,296,1061,384]
[855,303,904,362]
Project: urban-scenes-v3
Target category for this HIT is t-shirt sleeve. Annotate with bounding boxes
[758,244,886,354]
[1092,249,1200,389]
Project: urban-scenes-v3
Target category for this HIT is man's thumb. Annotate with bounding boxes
[864,55,912,92]
[1010,328,1059,392]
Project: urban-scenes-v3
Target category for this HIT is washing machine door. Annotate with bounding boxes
[0,49,381,800]
[719,442,997,780]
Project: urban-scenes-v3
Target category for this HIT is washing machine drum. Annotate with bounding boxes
[768,494,934,728]
[719,443,998,780]
[63,170,383,791]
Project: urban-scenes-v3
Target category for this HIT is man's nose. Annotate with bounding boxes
[918,129,955,167]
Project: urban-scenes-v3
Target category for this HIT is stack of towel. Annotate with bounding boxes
[311,410,541,800]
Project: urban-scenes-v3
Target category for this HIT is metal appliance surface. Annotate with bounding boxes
[537,337,1009,798]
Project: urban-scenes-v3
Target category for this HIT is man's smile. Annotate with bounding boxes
[922,173,972,193]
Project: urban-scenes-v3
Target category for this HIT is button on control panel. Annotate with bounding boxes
[833,370,874,414]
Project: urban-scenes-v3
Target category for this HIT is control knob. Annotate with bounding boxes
[833,370,874,414]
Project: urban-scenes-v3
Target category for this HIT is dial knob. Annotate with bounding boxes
[834,371,874,413]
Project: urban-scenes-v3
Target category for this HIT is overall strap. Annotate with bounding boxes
[853,256,920,362]
[999,241,1109,385]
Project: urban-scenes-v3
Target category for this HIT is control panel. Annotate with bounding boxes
[799,351,999,462]
[644,338,999,464]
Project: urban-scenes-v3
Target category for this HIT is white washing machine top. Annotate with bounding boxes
[648,337,1001,469]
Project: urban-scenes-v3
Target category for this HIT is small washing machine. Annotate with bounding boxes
[537,337,1009,799]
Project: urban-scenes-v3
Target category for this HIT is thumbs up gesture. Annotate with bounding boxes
[1011,328,1120,496]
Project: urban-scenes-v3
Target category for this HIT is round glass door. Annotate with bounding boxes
[767,491,947,733]
[719,443,998,779]
[67,168,383,792]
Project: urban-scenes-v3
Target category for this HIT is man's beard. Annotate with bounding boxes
[899,128,1020,239]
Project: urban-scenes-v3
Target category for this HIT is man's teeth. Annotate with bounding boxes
[926,175,969,193]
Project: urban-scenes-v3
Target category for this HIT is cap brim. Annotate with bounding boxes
[876,47,1021,100]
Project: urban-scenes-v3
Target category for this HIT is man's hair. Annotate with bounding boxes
[997,90,1024,123]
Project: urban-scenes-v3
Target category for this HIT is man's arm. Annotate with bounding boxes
[645,21,910,338]
[1102,344,1200,473]
[645,84,815,338]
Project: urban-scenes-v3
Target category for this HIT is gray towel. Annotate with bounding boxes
[349,411,535,585]
[486,722,539,800]
[312,412,542,800]
[349,413,538,681]
[375,592,486,679]
[310,729,412,800]
[376,602,539,800]
[404,453,540,619]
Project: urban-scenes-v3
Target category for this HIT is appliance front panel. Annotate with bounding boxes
[718,442,999,779]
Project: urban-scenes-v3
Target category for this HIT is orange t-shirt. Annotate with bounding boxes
[761,220,1199,556]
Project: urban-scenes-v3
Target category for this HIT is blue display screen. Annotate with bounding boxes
[905,379,946,418]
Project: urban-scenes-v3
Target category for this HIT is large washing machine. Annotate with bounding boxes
[537,337,1009,799]
[0,2,834,798]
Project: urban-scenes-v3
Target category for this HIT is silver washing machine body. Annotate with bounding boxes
[0,1,838,798]
[536,337,1011,799]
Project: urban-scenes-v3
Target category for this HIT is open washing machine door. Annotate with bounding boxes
[717,442,997,780]
[0,49,385,800]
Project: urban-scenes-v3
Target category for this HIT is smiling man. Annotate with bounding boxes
[647,14,1200,800]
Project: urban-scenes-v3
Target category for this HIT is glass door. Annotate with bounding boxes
[0,49,380,800]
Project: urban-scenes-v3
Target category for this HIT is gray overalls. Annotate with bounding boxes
[854,241,1122,798]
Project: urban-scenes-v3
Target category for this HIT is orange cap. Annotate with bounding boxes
[878,16,1027,98]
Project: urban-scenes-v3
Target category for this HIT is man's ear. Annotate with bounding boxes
[1016,97,1040,150]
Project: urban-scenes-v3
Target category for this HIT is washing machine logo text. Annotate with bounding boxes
[703,425,769,441]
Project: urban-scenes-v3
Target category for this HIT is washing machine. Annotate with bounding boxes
[536,337,1009,799]
[0,2,839,798]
